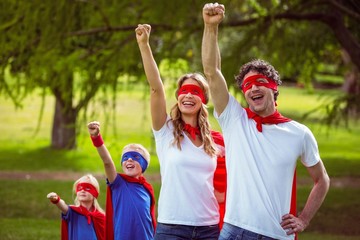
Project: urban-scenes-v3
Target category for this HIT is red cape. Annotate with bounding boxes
[105,174,156,240]
[211,130,227,229]
[61,205,105,240]
[291,170,297,240]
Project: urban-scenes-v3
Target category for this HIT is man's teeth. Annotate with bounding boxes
[252,96,263,100]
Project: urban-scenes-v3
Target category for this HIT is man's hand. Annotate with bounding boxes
[281,213,308,235]
[203,2,225,25]
[135,24,151,45]
[87,121,100,137]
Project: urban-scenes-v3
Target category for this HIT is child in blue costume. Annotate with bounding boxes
[88,121,156,240]
[47,174,105,240]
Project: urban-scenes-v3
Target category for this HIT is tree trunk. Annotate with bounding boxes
[341,50,360,118]
[51,97,77,149]
[324,8,360,73]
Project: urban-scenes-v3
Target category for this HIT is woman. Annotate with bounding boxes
[135,24,226,240]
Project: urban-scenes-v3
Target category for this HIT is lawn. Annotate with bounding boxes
[0,86,359,239]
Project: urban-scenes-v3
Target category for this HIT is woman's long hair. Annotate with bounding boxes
[169,73,216,157]
[73,174,105,214]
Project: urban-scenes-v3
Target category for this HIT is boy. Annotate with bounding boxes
[88,121,156,240]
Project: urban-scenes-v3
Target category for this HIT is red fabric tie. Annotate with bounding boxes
[245,108,291,132]
[183,123,200,140]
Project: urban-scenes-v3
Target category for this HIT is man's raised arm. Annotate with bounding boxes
[202,2,229,115]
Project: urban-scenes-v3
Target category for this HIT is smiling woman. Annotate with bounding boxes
[136,23,227,239]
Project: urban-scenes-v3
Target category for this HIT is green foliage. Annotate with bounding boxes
[1,0,359,149]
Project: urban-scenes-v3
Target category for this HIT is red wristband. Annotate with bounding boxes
[91,134,104,147]
[51,195,60,204]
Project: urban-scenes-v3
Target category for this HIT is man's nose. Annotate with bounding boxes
[251,84,260,90]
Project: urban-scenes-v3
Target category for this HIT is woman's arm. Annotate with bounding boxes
[136,24,167,130]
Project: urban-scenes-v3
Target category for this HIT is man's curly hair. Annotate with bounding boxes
[235,59,282,100]
[235,59,282,87]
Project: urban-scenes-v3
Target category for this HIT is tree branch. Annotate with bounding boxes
[68,24,176,37]
[329,0,360,21]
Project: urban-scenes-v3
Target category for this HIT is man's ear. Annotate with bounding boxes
[274,91,279,101]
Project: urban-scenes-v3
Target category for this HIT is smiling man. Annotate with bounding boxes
[201,2,330,240]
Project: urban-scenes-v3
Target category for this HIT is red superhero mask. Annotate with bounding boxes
[241,74,278,93]
[178,84,206,104]
[76,182,99,198]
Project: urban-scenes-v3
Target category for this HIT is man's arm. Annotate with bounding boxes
[202,3,229,116]
[281,160,330,235]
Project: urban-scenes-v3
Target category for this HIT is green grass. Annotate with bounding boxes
[1,86,360,239]
[297,186,360,237]
[0,218,60,240]
[0,179,162,239]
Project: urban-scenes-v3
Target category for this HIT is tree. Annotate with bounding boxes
[0,0,174,149]
[218,0,360,121]
[1,0,358,150]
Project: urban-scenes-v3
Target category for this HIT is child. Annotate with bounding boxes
[47,174,105,240]
[87,121,156,240]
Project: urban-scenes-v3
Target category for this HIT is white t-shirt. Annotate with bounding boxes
[215,95,320,240]
[153,117,219,226]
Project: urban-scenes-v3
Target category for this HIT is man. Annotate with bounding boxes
[201,3,330,240]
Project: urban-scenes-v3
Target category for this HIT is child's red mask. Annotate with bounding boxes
[178,84,206,104]
[76,183,99,198]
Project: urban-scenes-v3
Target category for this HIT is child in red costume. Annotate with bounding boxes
[88,121,156,240]
[47,174,105,240]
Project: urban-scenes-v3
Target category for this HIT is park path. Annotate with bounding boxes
[0,170,359,188]
[0,170,161,182]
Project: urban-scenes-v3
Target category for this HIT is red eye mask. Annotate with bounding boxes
[178,84,206,104]
[76,182,99,198]
[241,74,278,93]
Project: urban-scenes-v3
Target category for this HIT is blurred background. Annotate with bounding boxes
[0,0,359,239]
